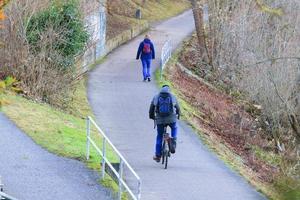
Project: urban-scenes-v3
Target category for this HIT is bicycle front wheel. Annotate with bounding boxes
[164,153,168,169]
[161,142,165,165]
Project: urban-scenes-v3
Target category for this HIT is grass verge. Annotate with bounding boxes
[139,0,191,22]
[107,0,191,39]
[0,82,118,162]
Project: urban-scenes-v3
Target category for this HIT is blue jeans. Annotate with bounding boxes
[141,59,151,79]
[155,123,177,156]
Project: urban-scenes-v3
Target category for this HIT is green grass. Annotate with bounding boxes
[1,90,118,164]
[89,56,107,71]
[107,0,191,39]
[140,0,191,22]
[101,176,129,200]
[0,74,136,199]
[253,146,281,167]
[274,176,300,200]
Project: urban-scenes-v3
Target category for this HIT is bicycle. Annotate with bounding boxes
[161,126,171,169]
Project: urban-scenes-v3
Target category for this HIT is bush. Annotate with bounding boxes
[26,0,88,69]
[204,0,300,176]
[1,0,89,106]
[0,76,19,107]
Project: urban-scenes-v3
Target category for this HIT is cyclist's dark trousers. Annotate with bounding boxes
[155,122,177,157]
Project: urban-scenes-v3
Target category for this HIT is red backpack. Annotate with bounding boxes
[142,42,151,54]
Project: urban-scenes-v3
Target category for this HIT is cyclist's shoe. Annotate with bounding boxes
[153,155,161,162]
[170,138,177,154]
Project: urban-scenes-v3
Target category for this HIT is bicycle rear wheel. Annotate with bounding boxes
[161,142,165,165]
[164,153,168,169]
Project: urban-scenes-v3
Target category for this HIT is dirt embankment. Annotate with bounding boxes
[169,63,276,181]
[166,37,279,184]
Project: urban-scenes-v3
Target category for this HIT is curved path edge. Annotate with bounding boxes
[0,113,112,200]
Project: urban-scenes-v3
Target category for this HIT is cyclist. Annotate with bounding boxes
[149,85,181,162]
[136,34,155,82]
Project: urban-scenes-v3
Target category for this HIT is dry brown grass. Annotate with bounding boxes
[106,0,190,39]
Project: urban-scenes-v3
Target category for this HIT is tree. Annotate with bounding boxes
[189,0,300,179]
[190,0,210,64]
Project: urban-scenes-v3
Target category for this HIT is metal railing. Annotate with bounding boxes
[0,192,19,200]
[0,177,19,200]
[86,116,141,200]
[160,39,172,79]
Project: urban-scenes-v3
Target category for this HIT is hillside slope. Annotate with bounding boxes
[106,0,191,38]
[164,34,300,200]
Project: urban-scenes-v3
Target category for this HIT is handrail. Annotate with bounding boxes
[160,39,172,79]
[0,192,19,200]
[0,176,18,200]
[86,116,141,200]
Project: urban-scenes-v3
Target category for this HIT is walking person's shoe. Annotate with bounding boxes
[153,155,161,162]
[143,78,147,82]
[147,77,151,82]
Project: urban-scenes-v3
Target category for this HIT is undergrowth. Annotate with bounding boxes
[154,48,285,200]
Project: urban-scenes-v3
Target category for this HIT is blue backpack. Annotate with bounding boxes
[157,93,173,117]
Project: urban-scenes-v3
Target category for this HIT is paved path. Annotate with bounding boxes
[88,10,267,200]
[0,113,111,200]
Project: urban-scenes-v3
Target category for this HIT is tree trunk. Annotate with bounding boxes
[190,0,209,63]
[288,72,300,143]
[289,114,300,143]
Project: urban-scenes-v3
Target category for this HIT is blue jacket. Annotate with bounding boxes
[136,38,155,60]
[149,86,181,125]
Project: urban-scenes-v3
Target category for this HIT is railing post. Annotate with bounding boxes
[160,58,163,80]
[118,159,124,200]
[169,40,172,59]
[101,138,106,179]
[0,176,3,192]
[85,116,141,200]
[86,117,91,160]
[137,179,141,200]
[161,39,172,81]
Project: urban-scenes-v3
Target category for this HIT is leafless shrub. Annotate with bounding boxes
[191,0,300,178]
[0,0,88,107]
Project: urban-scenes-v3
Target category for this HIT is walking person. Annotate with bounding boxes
[149,85,181,162]
[136,34,155,82]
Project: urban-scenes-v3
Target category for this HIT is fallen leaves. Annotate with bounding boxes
[0,0,10,28]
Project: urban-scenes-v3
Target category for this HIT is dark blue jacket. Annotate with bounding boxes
[149,86,181,125]
[136,38,155,60]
